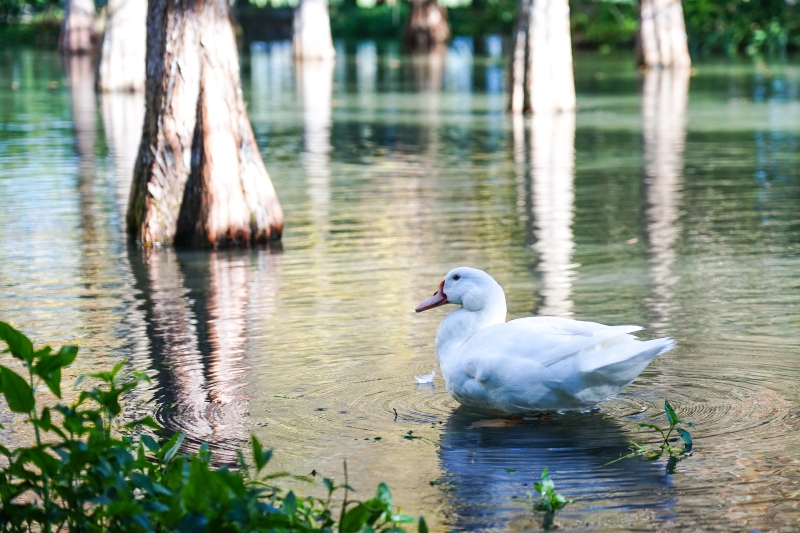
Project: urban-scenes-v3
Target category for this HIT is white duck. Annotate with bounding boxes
[415,267,675,413]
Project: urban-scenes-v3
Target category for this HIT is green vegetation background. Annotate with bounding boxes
[2,0,800,56]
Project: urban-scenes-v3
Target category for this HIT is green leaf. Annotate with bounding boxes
[664,400,679,427]
[637,423,665,437]
[375,482,392,510]
[34,345,78,397]
[282,491,297,515]
[341,503,371,533]
[0,322,34,364]
[676,428,693,453]
[124,416,161,430]
[131,371,151,384]
[110,361,126,384]
[0,365,34,413]
[140,435,160,452]
[418,517,429,533]
[160,432,185,464]
[251,435,272,473]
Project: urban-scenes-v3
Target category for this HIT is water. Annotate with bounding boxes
[2,44,800,530]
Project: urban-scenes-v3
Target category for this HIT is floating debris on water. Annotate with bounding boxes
[414,370,435,384]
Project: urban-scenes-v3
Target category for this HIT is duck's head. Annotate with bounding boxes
[415,267,506,313]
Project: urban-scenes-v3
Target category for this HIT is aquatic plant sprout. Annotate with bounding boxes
[607,400,694,473]
[533,468,571,530]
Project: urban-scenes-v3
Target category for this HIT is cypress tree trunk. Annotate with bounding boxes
[127,0,283,247]
[292,0,335,60]
[97,0,147,92]
[403,0,449,52]
[58,0,97,54]
[508,0,575,114]
[637,0,691,68]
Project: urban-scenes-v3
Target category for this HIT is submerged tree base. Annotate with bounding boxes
[127,0,283,248]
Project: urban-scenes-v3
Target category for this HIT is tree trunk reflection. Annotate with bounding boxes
[297,59,334,232]
[515,112,577,317]
[101,91,145,215]
[129,248,282,463]
[643,68,689,334]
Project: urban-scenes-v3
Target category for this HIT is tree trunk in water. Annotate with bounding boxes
[508,0,575,114]
[292,0,335,61]
[97,0,147,92]
[637,0,691,68]
[127,0,283,247]
[59,0,97,54]
[403,0,449,53]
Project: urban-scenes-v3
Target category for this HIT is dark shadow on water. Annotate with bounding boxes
[437,407,671,531]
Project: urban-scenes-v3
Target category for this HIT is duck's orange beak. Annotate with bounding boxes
[415,280,448,312]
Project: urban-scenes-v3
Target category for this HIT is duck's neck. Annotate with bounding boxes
[435,298,506,366]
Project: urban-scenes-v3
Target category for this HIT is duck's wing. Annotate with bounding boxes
[460,317,673,410]
[475,316,644,368]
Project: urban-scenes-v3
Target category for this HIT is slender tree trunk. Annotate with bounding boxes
[58,0,97,54]
[470,0,486,55]
[508,0,575,114]
[97,0,147,92]
[403,0,449,53]
[637,0,691,68]
[127,0,283,247]
[292,0,335,61]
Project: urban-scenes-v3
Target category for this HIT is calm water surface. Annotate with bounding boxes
[2,44,800,531]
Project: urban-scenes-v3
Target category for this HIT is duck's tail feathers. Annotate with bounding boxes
[589,336,675,386]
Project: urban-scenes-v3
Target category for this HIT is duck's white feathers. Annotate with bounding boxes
[439,316,673,413]
[420,267,675,413]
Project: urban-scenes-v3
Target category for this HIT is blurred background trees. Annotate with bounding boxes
[3,0,800,56]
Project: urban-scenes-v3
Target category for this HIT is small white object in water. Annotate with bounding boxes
[414,370,436,384]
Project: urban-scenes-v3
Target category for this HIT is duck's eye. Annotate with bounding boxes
[452,274,460,281]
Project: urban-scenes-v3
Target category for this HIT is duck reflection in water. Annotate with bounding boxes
[437,407,670,531]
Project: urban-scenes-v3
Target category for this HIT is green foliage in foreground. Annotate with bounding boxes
[532,469,570,531]
[607,400,694,474]
[0,322,426,533]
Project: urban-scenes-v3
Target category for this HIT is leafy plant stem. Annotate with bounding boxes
[27,361,51,533]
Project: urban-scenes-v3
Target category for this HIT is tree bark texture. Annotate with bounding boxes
[97,0,147,92]
[292,0,335,61]
[403,0,449,52]
[58,0,98,54]
[508,0,575,114]
[637,0,691,68]
[128,0,283,247]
